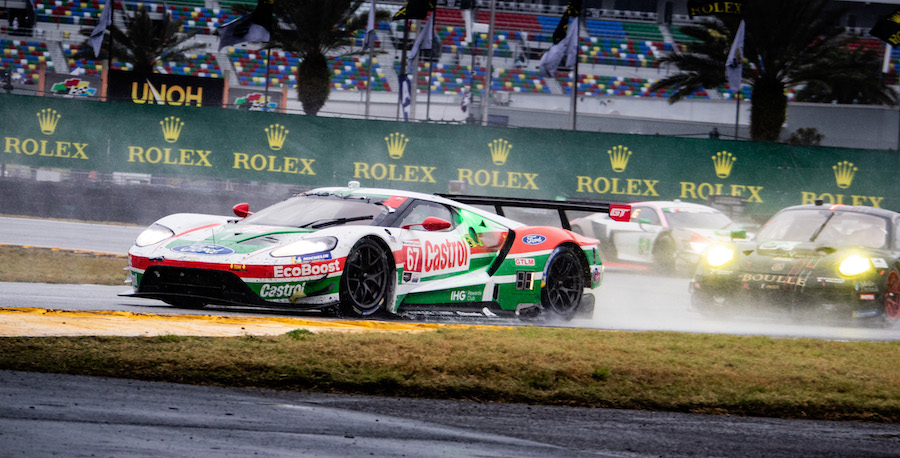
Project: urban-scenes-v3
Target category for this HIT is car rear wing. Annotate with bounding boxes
[437,194,632,230]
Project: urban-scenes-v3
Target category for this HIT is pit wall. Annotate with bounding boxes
[2,94,898,219]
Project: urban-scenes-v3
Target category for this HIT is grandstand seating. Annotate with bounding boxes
[230,48,388,91]
[12,1,877,105]
[230,48,294,87]
[62,43,101,75]
[64,43,221,78]
[168,5,240,35]
[331,56,389,91]
[412,61,484,95]
[1,39,55,83]
[579,37,671,68]
[493,68,550,93]
[563,73,709,99]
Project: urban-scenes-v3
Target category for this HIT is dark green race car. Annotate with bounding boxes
[691,202,900,325]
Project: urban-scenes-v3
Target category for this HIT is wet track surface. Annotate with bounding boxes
[2,217,900,456]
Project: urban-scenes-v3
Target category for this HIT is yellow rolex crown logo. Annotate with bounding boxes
[385,132,409,159]
[833,160,857,189]
[37,108,61,135]
[488,138,512,165]
[159,116,184,143]
[712,151,736,179]
[265,123,288,151]
[607,145,632,172]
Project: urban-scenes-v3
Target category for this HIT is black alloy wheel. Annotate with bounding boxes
[541,246,584,321]
[340,238,392,317]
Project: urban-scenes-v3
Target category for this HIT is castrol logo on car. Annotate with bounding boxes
[273,259,342,279]
[404,238,469,274]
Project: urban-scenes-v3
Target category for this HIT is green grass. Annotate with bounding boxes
[0,245,126,285]
[2,245,898,422]
[2,327,899,422]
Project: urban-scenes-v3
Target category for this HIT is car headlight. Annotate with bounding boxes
[705,245,734,267]
[135,224,175,247]
[270,237,337,258]
[839,254,871,276]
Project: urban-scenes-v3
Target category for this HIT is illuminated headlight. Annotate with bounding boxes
[705,245,734,267]
[135,224,175,247]
[270,237,337,258]
[838,255,871,276]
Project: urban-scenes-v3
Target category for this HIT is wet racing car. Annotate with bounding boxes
[570,201,746,273]
[123,184,630,321]
[690,202,900,325]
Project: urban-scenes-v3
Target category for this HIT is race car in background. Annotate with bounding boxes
[123,184,631,321]
[569,201,747,273]
[690,203,900,325]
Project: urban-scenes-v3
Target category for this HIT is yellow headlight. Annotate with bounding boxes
[838,254,871,276]
[706,245,734,267]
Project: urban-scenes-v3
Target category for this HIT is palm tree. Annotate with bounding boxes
[270,1,390,116]
[76,5,205,76]
[650,0,896,141]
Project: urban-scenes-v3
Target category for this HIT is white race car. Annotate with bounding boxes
[123,184,630,321]
[570,201,746,273]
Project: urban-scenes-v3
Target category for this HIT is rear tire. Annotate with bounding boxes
[339,238,393,318]
[541,246,584,321]
[653,235,677,274]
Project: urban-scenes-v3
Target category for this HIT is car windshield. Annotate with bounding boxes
[756,209,888,249]
[664,209,734,229]
[238,194,392,228]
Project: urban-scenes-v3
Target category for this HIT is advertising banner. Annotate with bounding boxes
[2,94,898,218]
[106,70,225,107]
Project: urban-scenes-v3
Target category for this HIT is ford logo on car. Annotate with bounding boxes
[522,234,547,245]
[172,244,235,255]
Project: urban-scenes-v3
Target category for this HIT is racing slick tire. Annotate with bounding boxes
[652,235,677,274]
[540,246,585,321]
[339,237,393,318]
[881,268,900,326]
[690,289,732,318]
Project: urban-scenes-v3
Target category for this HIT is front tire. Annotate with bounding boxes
[882,268,900,325]
[541,246,585,321]
[339,238,393,318]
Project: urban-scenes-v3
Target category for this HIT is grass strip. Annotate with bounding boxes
[0,245,126,285]
[1,327,898,422]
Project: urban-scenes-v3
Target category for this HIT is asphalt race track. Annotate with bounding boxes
[2,217,900,456]
[2,370,900,457]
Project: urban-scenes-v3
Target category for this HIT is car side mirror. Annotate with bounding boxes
[232,202,252,218]
[403,216,451,231]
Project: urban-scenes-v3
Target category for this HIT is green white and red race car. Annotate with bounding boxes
[124,184,631,321]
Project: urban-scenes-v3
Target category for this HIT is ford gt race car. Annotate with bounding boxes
[570,201,747,273]
[690,203,900,325]
[123,184,631,321]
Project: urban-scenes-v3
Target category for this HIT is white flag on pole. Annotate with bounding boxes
[725,19,745,91]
